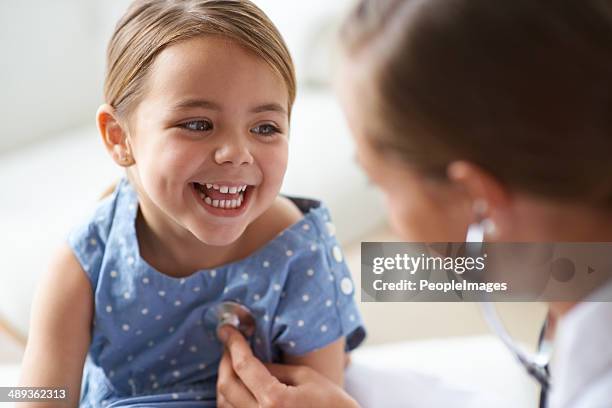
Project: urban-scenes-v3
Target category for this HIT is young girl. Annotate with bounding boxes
[19,1,365,406]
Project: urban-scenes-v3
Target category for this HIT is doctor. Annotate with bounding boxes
[216,0,612,406]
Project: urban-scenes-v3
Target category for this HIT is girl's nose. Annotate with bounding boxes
[213,136,254,167]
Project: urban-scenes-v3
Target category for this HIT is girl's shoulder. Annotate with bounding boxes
[238,194,335,258]
[66,179,130,286]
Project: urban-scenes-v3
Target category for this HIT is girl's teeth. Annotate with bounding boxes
[196,184,248,209]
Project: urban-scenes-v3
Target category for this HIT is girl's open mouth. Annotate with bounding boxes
[191,182,253,216]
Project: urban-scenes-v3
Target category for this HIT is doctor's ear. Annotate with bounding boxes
[97,104,135,167]
[447,160,512,226]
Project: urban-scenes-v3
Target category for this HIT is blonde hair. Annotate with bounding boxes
[105,0,296,121]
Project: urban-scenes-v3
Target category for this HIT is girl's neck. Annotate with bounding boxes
[135,205,244,278]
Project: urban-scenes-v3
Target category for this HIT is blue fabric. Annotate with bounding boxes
[68,178,366,407]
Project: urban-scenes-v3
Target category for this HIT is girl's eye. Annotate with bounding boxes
[251,123,281,136]
[180,120,213,132]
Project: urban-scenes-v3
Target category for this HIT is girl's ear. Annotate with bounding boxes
[96,104,135,167]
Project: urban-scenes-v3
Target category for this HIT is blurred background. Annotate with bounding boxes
[0,1,545,404]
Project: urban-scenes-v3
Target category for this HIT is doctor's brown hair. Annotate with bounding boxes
[340,0,612,207]
[105,0,296,121]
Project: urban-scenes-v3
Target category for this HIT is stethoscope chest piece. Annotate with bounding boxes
[204,301,256,338]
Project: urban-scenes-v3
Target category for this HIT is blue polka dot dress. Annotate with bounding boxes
[68,178,366,407]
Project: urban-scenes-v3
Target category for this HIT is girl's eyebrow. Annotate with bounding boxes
[170,99,221,111]
[169,98,286,115]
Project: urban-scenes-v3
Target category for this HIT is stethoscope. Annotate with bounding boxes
[466,202,552,394]
[204,301,256,339]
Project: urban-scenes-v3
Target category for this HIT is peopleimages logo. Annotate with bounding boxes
[372,253,487,275]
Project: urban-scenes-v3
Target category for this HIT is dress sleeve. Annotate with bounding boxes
[67,221,105,289]
[270,217,366,357]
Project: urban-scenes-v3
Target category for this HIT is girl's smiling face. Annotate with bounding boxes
[124,36,290,246]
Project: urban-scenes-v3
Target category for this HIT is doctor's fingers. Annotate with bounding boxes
[220,326,291,404]
[218,351,258,408]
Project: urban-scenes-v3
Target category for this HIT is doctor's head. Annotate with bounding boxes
[336,0,612,242]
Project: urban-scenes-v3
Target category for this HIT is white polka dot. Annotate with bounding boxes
[302,294,310,302]
[106,305,113,313]
[242,273,249,280]
[158,291,166,297]
[310,244,317,251]
[326,222,336,236]
[297,320,304,327]
[275,316,281,323]
[149,374,156,381]
[253,294,261,301]
[263,314,269,321]
[152,382,159,389]
[302,223,310,231]
[90,238,97,246]
[263,260,270,268]
[273,283,281,291]
[210,269,217,277]
[179,339,185,345]
[110,270,118,278]
[179,278,186,285]
[127,256,135,265]
[142,277,149,284]
[321,324,328,333]
[174,300,182,306]
[190,346,198,352]
[170,359,177,365]
[341,277,354,295]
[198,363,206,370]
[122,324,130,331]
[123,292,130,299]
[289,341,296,348]
[350,314,356,322]
[332,246,343,262]
[155,314,162,320]
[169,326,175,333]
[286,249,293,256]
[325,299,333,307]
[306,269,314,277]
[193,286,201,292]
[172,393,179,399]
[140,307,150,315]
[329,274,335,282]
[173,370,180,378]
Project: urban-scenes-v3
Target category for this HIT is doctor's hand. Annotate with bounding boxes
[217,326,360,408]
